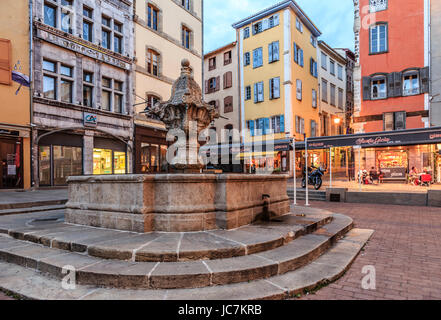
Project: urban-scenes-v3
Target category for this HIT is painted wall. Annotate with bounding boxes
[0,0,31,189]
[358,0,426,132]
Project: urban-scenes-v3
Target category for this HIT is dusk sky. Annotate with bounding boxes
[203,0,354,53]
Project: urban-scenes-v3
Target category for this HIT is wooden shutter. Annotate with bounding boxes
[394,72,402,97]
[268,43,273,63]
[227,71,232,88]
[0,39,12,85]
[420,67,429,93]
[394,112,406,130]
[215,76,220,91]
[204,80,209,94]
[387,73,395,98]
[293,43,298,64]
[223,73,227,89]
[362,76,371,100]
[310,58,314,75]
[274,77,280,98]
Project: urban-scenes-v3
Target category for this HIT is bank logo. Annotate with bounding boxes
[84,113,98,126]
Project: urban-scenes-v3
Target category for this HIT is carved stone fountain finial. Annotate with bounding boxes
[145,59,219,171]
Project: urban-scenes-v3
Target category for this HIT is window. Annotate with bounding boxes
[243,27,250,39]
[384,111,406,131]
[296,79,302,101]
[42,59,73,103]
[60,0,73,34]
[147,4,159,31]
[268,14,279,28]
[310,58,318,77]
[371,76,387,99]
[224,51,232,65]
[146,94,160,110]
[310,120,317,137]
[60,79,72,103]
[338,65,343,80]
[370,0,387,12]
[102,16,111,27]
[206,76,219,94]
[271,115,284,134]
[208,57,216,71]
[43,75,56,99]
[252,21,263,35]
[330,84,336,106]
[295,116,305,134]
[370,24,387,54]
[83,7,93,42]
[247,120,255,136]
[147,49,159,76]
[254,81,264,103]
[403,72,420,96]
[224,96,233,113]
[223,71,233,89]
[268,41,279,63]
[253,47,263,68]
[101,77,124,113]
[113,21,123,54]
[312,89,317,108]
[181,0,190,10]
[101,16,123,53]
[101,77,112,111]
[44,3,56,28]
[182,26,191,49]
[245,86,251,100]
[296,17,303,32]
[102,16,111,49]
[338,88,344,110]
[321,78,328,102]
[244,52,250,66]
[321,52,327,70]
[293,43,304,67]
[269,77,280,100]
[310,35,317,48]
[83,71,93,107]
[330,60,335,75]
[208,77,216,89]
[114,80,123,113]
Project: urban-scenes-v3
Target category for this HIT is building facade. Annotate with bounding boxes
[32,0,134,187]
[335,48,356,134]
[233,0,321,174]
[352,0,435,182]
[317,41,347,137]
[430,0,441,126]
[133,0,203,174]
[203,42,240,143]
[0,0,31,190]
[353,0,430,133]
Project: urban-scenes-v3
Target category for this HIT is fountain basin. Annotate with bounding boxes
[65,174,290,232]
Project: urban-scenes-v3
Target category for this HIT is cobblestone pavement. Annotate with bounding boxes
[298,201,441,300]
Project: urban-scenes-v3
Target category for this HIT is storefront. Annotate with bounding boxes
[295,127,441,184]
[93,137,127,175]
[134,125,169,174]
[38,132,83,186]
[0,132,23,189]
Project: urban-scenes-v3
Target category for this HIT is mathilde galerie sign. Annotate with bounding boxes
[36,28,130,71]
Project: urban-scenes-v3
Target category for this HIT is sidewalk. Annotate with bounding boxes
[0,189,68,207]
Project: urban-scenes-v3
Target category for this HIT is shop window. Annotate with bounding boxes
[39,146,51,186]
[140,143,167,173]
[39,145,82,186]
[371,76,387,99]
[93,148,126,175]
[403,72,420,96]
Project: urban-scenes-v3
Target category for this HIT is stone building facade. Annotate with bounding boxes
[32,0,134,187]
[203,41,240,143]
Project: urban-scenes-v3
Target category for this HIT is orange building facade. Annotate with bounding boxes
[353,0,430,133]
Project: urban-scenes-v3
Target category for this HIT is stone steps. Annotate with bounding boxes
[0,205,66,216]
[2,208,333,262]
[288,190,327,201]
[0,228,374,300]
[0,199,67,211]
[0,213,354,290]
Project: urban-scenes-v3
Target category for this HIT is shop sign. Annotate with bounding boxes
[7,165,16,176]
[0,129,19,136]
[84,113,98,127]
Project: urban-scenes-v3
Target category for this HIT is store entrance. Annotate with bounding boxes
[0,137,22,189]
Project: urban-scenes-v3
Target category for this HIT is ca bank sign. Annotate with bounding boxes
[84,113,98,127]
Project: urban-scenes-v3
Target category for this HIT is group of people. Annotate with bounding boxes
[408,167,432,186]
[358,167,384,185]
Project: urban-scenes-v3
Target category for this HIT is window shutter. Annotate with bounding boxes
[300,49,304,67]
[310,58,314,75]
[205,80,209,94]
[223,73,227,89]
[268,43,273,63]
[293,43,298,64]
[395,112,406,130]
[280,115,285,133]
[0,39,12,85]
[259,82,264,102]
[419,66,429,93]
[314,62,318,77]
[274,77,280,98]
[274,14,279,26]
[253,49,258,68]
[269,79,273,99]
[264,118,270,135]
[250,120,255,136]
[274,41,279,61]
[394,72,402,97]
[387,73,395,98]
[228,72,232,88]
[362,76,371,100]
[262,19,269,31]
[215,100,219,111]
[254,83,258,103]
[215,76,220,91]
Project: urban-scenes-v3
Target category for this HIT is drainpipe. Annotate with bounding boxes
[29,0,34,189]
[201,0,204,96]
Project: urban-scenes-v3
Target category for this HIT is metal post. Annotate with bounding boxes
[358,146,362,192]
[304,134,309,206]
[293,137,297,205]
[329,147,332,189]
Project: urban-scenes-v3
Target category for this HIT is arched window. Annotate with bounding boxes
[147,49,160,76]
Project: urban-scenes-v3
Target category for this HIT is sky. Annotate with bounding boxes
[203,0,354,53]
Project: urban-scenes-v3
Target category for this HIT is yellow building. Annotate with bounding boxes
[133,0,203,174]
[233,0,321,173]
[0,0,31,189]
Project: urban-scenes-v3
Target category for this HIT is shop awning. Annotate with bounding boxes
[235,151,278,160]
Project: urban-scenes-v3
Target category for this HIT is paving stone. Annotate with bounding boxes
[38,252,101,279]
[135,233,181,262]
[149,261,211,289]
[0,242,66,269]
[70,230,139,252]
[80,287,166,300]
[205,254,278,285]
[177,232,246,261]
[87,233,161,260]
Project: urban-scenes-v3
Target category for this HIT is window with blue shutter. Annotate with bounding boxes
[299,48,304,67]
[293,43,298,64]
[254,83,258,102]
[253,48,263,68]
[258,82,264,102]
[249,120,255,136]
[264,118,270,135]
[259,118,265,136]
[280,115,285,133]
[244,52,250,66]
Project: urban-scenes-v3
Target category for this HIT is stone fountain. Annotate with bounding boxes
[65,60,290,233]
